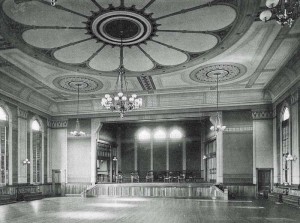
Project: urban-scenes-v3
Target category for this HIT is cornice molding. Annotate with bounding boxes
[252,110,273,120]
[47,119,68,129]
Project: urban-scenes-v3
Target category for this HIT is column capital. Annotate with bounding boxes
[47,119,68,128]
[17,108,28,119]
[251,110,273,120]
[291,89,299,105]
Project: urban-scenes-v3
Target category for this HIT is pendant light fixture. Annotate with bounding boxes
[210,74,226,132]
[101,31,142,118]
[70,83,86,136]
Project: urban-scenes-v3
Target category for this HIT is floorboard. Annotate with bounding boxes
[0,197,300,222]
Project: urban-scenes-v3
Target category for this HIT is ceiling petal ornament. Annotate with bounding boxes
[190,63,247,84]
[53,76,103,93]
[0,0,257,76]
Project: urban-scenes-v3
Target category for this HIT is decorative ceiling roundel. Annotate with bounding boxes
[190,63,247,83]
[0,0,256,76]
[53,76,103,93]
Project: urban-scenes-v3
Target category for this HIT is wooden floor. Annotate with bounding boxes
[1,197,300,222]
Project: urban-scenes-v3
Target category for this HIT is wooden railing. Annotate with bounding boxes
[82,183,228,200]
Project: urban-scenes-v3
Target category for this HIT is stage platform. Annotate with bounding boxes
[84,182,228,200]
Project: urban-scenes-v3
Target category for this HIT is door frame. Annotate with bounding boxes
[256,168,273,193]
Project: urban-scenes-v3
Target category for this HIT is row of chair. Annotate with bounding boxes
[116,171,200,183]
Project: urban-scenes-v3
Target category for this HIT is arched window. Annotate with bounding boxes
[0,106,8,185]
[31,119,42,183]
[137,129,151,141]
[283,107,290,121]
[282,107,290,154]
[154,128,166,140]
[0,107,7,121]
[170,129,183,139]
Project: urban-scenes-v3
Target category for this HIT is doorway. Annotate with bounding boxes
[257,169,272,195]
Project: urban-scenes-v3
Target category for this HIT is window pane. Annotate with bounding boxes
[0,107,7,121]
[283,107,290,121]
[32,120,40,131]
[153,128,166,140]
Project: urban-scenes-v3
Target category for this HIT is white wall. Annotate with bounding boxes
[253,119,273,184]
[50,128,68,183]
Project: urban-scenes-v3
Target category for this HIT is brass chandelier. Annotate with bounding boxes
[70,84,86,136]
[210,74,226,132]
[260,0,300,27]
[101,32,142,118]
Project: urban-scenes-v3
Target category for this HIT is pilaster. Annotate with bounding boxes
[17,108,28,183]
[291,89,300,184]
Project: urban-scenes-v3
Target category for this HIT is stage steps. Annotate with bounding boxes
[82,183,228,200]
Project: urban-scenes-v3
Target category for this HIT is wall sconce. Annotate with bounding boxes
[203,155,207,160]
[113,156,117,162]
[23,158,30,165]
[283,152,297,161]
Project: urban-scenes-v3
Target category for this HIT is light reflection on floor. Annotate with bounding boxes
[1,197,300,222]
[88,202,136,208]
[52,211,116,220]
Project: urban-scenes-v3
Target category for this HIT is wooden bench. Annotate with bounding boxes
[16,185,44,201]
[282,194,300,207]
[268,192,300,207]
[0,194,16,205]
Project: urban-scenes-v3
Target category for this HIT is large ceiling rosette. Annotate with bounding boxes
[0,0,255,77]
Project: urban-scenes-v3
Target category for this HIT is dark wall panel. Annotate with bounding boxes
[169,141,182,172]
[153,142,166,172]
[186,140,201,172]
[137,142,151,178]
[121,142,134,174]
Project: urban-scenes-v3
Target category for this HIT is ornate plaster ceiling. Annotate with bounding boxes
[0,0,299,116]
[0,0,245,76]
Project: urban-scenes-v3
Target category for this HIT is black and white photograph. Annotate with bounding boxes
[1,0,300,222]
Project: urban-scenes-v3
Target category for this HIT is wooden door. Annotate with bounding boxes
[257,169,271,193]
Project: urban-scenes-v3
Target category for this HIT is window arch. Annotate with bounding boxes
[30,116,45,184]
[32,120,40,131]
[282,107,290,121]
[153,128,167,140]
[170,128,183,140]
[0,107,7,121]
[137,129,151,141]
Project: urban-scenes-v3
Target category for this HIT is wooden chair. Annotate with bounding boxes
[146,171,154,182]
[178,173,186,183]
[164,171,171,183]
[130,171,139,183]
[116,171,123,183]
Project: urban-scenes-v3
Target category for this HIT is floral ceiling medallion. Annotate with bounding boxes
[0,0,257,76]
[86,6,158,46]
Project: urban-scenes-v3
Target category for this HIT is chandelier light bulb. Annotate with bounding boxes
[266,0,279,8]
[260,0,299,27]
[101,32,142,118]
[105,94,110,98]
